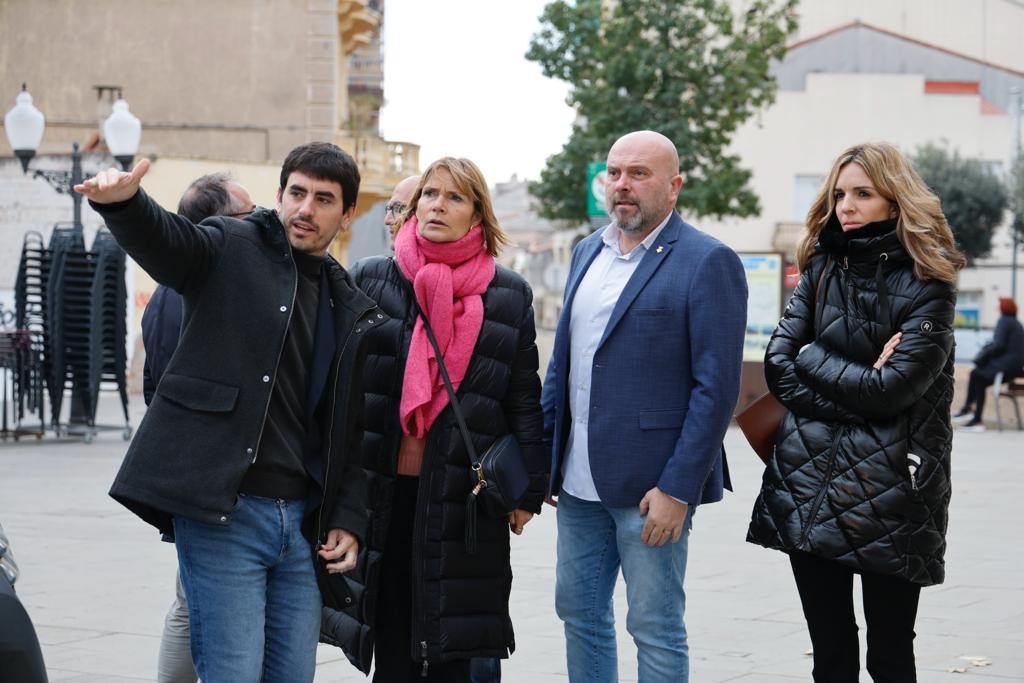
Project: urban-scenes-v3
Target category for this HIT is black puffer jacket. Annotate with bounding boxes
[748,217,956,586]
[321,256,546,672]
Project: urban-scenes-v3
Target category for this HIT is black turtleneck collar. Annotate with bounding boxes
[293,249,325,277]
[818,214,898,254]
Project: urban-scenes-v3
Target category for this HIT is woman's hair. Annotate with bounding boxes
[999,297,1018,317]
[796,142,966,284]
[397,157,511,257]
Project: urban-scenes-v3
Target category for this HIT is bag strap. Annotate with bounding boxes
[416,308,482,470]
[812,256,830,333]
[418,307,490,555]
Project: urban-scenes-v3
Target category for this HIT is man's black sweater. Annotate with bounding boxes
[239,250,323,500]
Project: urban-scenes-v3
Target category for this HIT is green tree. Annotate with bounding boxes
[525,0,798,223]
[913,143,1007,262]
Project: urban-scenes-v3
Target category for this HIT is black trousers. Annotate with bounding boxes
[373,475,470,683]
[789,551,921,683]
[962,368,996,420]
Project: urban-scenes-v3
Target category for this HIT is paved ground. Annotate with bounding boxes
[1,380,1022,682]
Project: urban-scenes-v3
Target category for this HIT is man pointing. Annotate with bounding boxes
[76,143,382,683]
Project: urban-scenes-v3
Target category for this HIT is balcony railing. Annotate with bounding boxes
[336,132,419,179]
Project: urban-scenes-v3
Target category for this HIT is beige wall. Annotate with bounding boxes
[0,0,340,163]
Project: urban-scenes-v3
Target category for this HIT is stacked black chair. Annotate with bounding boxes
[43,224,87,431]
[85,229,131,438]
[11,231,47,435]
[10,224,132,441]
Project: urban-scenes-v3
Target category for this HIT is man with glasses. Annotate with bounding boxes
[143,173,255,403]
[140,172,254,683]
[383,175,419,247]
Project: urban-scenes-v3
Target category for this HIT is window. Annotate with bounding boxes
[793,175,824,222]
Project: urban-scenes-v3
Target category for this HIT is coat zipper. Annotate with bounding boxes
[798,426,846,547]
[315,303,375,547]
[251,251,298,464]
[412,431,437,677]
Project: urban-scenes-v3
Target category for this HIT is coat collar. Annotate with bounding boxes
[248,207,379,319]
[597,212,683,346]
[561,211,686,349]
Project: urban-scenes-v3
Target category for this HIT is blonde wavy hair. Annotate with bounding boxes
[796,142,965,284]
[397,157,511,257]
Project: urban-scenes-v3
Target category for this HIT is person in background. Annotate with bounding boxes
[141,172,255,683]
[953,296,1024,431]
[332,157,546,682]
[748,142,965,682]
[384,174,420,247]
[542,130,748,683]
[142,173,255,404]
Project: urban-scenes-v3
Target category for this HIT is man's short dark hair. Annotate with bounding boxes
[279,142,360,212]
[177,173,236,222]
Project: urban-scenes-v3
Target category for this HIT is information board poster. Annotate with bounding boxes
[738,252,784,362]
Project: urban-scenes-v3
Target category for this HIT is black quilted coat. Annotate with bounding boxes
[748,217,956,586]
[321,256,546,672]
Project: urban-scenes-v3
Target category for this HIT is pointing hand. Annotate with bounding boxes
[74,158,150,204]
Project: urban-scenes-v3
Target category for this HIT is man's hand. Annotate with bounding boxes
[639,486,687,547]
[318,528,358,574]
[73,158,150,204]
[507,509,534,535]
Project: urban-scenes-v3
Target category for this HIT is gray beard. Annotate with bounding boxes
[612,210,645,234]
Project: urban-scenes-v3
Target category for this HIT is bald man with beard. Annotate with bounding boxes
[542,131,748,682]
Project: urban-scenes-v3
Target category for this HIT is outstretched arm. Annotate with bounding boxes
[76,161,225,293]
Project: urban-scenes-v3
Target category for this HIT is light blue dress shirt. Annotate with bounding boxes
[561,214,672,502]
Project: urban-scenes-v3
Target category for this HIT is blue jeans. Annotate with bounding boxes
[555,491,693,683]
[173,495,321,683]
[470,657,501,683]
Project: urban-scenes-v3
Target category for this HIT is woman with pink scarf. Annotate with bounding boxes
[339,158,546,682]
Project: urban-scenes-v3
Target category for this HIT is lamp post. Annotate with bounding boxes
[1011,86,1022,302]
[4,83,141,236]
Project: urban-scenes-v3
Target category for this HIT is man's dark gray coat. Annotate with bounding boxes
[92,190,380,557]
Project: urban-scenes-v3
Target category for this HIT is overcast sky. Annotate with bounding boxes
[378,0,576,186]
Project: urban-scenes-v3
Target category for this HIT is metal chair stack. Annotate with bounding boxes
[85,229,131,439]
[9,231,47,436]
[9,224,132,441]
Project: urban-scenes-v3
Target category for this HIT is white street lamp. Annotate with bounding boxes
[4,84,45,173]
[4,84,143,234]
[102,98,141,171]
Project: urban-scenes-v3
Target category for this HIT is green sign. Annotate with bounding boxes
[587,161,608,216]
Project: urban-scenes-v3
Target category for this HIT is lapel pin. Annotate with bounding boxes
[656,246,664,254]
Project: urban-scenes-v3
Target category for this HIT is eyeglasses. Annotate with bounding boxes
[227,207,255,219]
[384,201,406,215]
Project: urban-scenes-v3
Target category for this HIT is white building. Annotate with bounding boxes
[700,1,1024,328]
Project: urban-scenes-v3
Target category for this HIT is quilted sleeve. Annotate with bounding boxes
[764,257,863,422]
[501,281,546,514]
[794,278,956,420]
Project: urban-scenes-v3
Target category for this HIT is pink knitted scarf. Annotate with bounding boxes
[395,216,495,438]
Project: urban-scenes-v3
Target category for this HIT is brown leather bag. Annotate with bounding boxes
[736,259,829,465]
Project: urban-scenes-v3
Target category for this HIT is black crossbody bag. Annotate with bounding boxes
[417,312,530,554]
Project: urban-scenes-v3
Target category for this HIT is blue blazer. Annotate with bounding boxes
[542,212,747,506]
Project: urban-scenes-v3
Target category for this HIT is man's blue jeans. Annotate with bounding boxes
[173,495,321,683]
[555,491,693,683]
